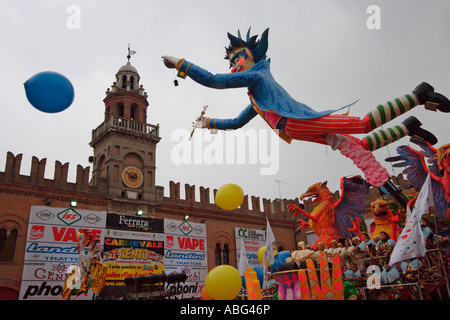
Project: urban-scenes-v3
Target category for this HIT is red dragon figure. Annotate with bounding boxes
[288,176,369,249]
[385,137,450,221]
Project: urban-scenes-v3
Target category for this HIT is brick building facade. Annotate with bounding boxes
[0,57,413,299]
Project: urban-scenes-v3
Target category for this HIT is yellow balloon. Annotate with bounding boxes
[257,246,277,266]
[257,246,266,264]
[215,183,244,210]
[205,265,242,300]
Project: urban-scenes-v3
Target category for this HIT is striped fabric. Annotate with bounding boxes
[365,93,419,130]
[361,124,407,151]
[284,115,369,145]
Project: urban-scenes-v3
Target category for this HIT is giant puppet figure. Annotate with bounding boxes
[162,28,450,196]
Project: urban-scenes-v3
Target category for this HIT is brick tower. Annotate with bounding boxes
[89,48,162,215]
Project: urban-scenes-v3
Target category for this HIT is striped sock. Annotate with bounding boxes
[364,93,419,130]
[361,124,408,151]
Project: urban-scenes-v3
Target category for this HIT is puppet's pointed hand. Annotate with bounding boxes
[162,55,180,69]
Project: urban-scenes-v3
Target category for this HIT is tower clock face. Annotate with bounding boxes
[122,166,143,188]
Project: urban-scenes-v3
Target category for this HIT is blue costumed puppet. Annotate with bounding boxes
[162,28,450,200]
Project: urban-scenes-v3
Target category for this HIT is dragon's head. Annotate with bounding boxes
[300,181,331,205]
[437,144,450,175]
[437,143,450,202]
[371,199,392,221]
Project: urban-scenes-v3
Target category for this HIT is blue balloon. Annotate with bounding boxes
[24,71,74,113]
[252,266,264,288]
[241,275,246,289]
[241,266,265,289]
[270,250,290,273]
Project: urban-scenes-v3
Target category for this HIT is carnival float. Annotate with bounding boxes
[160,26,450,300]
[58,26,450,301]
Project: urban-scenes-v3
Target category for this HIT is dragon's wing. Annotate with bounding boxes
[409,137,440,177]
[431,178,449,221]
[334,176,369,238]
[386,145,430,191]
[385,141,448,220]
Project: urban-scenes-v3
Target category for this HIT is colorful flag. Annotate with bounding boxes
[265,218,275,265]
[389,173,432,266]
[238,237,250,276]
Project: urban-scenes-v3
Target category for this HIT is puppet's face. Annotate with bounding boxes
[229,49,254,73]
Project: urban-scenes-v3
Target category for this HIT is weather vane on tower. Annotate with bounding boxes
[127,43,136,62]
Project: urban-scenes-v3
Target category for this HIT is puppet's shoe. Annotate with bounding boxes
[413,82,450,112]
[402,116,438,145]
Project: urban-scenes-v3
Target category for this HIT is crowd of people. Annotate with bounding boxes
[287,217,449,300]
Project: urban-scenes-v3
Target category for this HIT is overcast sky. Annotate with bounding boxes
[1,0,449,205]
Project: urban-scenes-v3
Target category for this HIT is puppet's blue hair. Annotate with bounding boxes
[225,27,269,63]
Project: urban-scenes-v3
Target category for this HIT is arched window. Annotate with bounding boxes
[223,244,230,265]
[118,102,124,118]
[121,75,127,89]
[105,105,111,120]
[214,243,230,266]
[215,243,222,266]
[0,229,18,262]
[130,104,137,120]
[0,229,6,251]
[130,76,135,90]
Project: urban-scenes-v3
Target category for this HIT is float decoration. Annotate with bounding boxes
[274,252,344,300]
[287,176,369,249]
[62,230,107,300]
[244,267,263,300]
[162,27,450,191]
[369,199,402,241]
[190,105,209,140]
[385,137,450,220]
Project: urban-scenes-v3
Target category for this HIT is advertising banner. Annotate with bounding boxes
[20,209,211,300]
[101,218,165,299]
[106,213,163,233]
[235,227,266,268]
[164,218,207,299]
[19,206,107,300]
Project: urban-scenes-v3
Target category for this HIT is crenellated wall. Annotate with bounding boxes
[160,172,416,224]
[0,151,414,219]
[164,180,301,221]
[0,151,97,194]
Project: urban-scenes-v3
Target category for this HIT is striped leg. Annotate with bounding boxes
[361,124,408,151]
[363,93,419,130]
[361,115,438,151]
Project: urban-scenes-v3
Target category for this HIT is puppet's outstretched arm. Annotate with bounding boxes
[197,104,257,130]
[162,56,259,89]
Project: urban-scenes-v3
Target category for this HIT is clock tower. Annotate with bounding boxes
[89,50,162,216]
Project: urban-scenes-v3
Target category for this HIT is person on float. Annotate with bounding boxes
[376,231,396,258]
[400,258,430,300]
[381,259,403,300]
[325,239,340,263]
[341,238,356,268]
[162,28,450,203]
